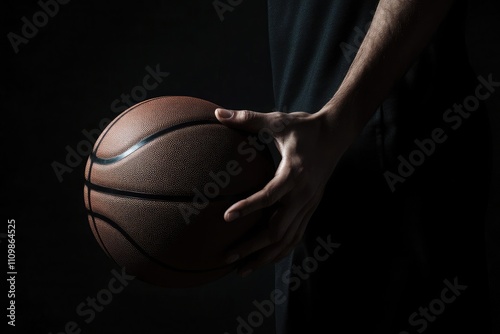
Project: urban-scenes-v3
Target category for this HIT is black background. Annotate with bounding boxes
[4,0,500,333]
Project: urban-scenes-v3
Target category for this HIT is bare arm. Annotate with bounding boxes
[215,0,456,276]
[318,0,455,145]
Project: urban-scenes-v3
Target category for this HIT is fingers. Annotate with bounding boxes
[225,202,299,264]
[215,108,287,134]
[235,204,311,276]
[273,203,318,263]
[234,191,322,277]
[224,163,294,222]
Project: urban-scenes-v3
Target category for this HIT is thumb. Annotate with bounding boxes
[215,108,272,133]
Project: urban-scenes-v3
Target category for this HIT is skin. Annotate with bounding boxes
[215,0,455,277]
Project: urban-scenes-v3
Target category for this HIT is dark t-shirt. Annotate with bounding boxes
[267,1,492,333]
[268,0,480,164]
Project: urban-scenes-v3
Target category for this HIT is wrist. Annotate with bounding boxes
[313,97,363,154]
[315,81,383,145]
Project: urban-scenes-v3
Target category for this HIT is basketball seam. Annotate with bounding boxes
[86,96,196,265]
[83,97,272,283]
[84,180,254,202]
[91,119,222,165]
[90,211,236,273]
[85,97,165,264]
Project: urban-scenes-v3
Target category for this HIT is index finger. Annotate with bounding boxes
[224,165,293,222]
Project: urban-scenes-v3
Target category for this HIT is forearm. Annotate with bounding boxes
[316,0,455,147]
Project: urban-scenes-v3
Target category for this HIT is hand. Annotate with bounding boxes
[215,107,351,277]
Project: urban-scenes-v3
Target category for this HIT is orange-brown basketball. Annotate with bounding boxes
[84,96,275,288]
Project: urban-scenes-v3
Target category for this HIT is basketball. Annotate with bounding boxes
[83,96,275,288]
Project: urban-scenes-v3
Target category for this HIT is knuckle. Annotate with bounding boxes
[259,188,275,207]
[240,109,254,122]
[290,162,306,179]
[269,112,289,132]
[273,111,287,121]
[294,111,310,118]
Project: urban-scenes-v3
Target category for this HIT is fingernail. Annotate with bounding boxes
[216,108,234,119]
[225,254,240,264]
[240,269,253,278]
[226,211,240,222]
